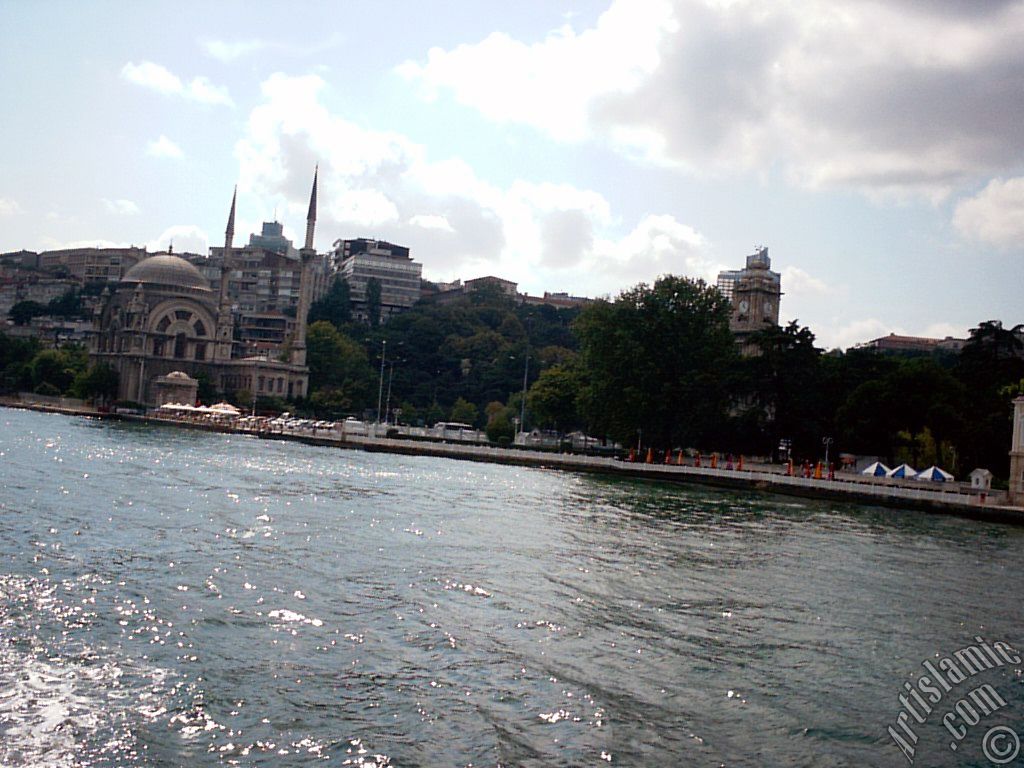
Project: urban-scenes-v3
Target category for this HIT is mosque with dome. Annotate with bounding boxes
[89,170,320,406]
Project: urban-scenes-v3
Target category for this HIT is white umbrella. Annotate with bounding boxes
[861,461,890,477]
[209,402,241,414]
[916,465,954,482]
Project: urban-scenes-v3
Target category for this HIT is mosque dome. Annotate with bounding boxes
[121,254,211,292]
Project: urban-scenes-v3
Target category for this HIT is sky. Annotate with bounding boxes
[1,0,1022,349]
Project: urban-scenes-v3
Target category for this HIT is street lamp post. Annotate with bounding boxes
[251,357,259,417]
[822,436,834,465]
[376,339,387,423]
[385,362,395,425]
[519,350,529,434]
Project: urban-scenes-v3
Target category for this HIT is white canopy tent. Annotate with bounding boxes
[915,465,954,482]
[861,461,890,477]
[887,463,918,479]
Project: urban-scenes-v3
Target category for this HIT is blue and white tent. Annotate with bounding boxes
[915,465,954,482]
[887,463,918,479]
[861,461,890,477]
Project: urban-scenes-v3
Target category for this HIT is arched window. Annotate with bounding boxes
[174,333,188,359]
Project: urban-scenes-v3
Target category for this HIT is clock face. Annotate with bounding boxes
[738,299,749,313]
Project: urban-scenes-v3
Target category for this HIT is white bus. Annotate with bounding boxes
[432,422,475,441]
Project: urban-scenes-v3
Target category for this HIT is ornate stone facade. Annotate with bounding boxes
[88,172,319,406]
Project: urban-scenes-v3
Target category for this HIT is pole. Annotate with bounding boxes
[519,350,529,432]
[376,339,387,423]
[385,362,394,425]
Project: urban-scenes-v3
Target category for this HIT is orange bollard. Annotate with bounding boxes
[629,448,636,462]
[676,449,684,465]
[711,453,718,469]
[828,462,835,480]
[737,455,744,471]
[814,461,823,479]
[695,452,702,467]
[645,447,653,464]
[786,459,793,476]
[664,448,671,464]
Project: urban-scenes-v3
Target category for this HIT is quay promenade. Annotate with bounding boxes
[3,398,1020,523]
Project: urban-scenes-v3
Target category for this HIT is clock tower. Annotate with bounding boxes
[716,247,782,352]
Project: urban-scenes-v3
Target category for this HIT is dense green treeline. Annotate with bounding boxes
[0,334,118,402]
[302,275,1023,478]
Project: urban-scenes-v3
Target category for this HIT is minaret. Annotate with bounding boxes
[215,186,237,362]
[290,167,318,376]
[304,165,318,251]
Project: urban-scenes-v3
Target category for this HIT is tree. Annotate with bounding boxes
[366,278,382,328]
[953,320,1024,474]
[308,277,352,328]
[46,288,83,318]
[574,275,736,448]
[836,358,966,466]
[28,346,87,394]
[485,405,515,444]
[0,334,40,393]
[734,321,825,457]
[9,300,47,326]
[527,364,583,432]
[194,370,217,404]
[449,397,478,426]
[71,363,120,403]
[305,321,374,415]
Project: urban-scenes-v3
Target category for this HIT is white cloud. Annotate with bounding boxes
[409,214,455,232]
[921,321,967,340]
[0,198,23,216]
[397,0,674,143]
[202,38,268,61]
[399,0,1024,198]
[952,177,1024,247]
[146,225,209,255]
[121,61,181,95]
[147,135,184,159]
[781,266,830,297]
[121,60,233,106]
[822,318,893,351]
[185,76,234,107]
[235,71,718,296]
[102,198,140,215]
